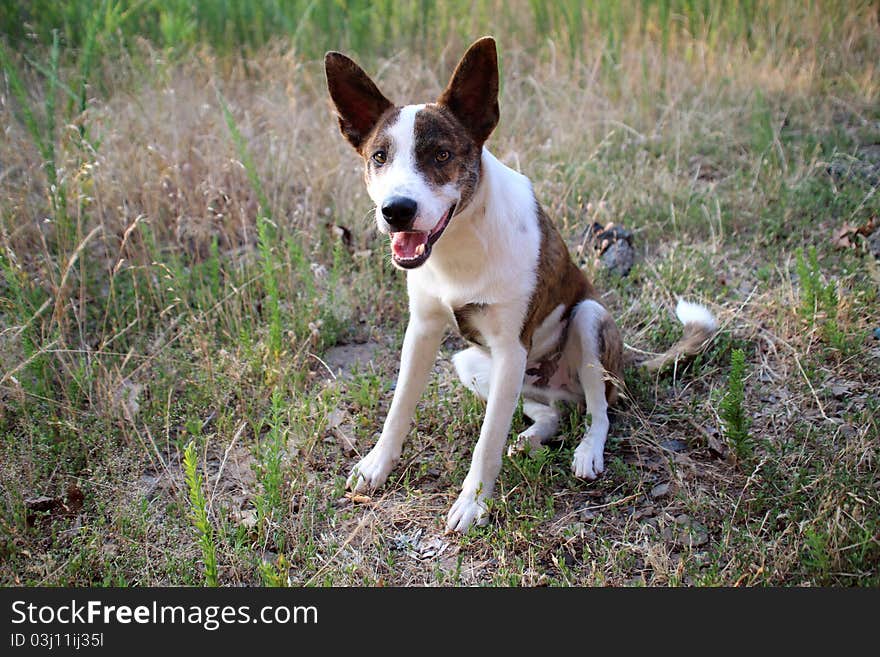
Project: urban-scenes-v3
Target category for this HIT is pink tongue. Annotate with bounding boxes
[391,232,428,259]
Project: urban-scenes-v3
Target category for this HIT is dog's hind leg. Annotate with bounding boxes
[452,346,491,400]
[508,398,560,457]
[568,299,623,480]
[455,348,560,457]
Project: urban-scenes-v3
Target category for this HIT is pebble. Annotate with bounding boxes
[660,439,689,453]
[650,483,671,499]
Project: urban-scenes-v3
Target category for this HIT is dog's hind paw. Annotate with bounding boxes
[572,436,605,480]
[445,488,490,533]
[506,431,544,458]
[346,447,395,493]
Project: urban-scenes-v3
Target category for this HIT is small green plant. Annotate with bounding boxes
[802,526,831,582]
[720,348,752,460]
[795,247,835,324]
[253,388,289,550]
[183,442,219,587]
[794,247,849,352]
[258,553,290,587]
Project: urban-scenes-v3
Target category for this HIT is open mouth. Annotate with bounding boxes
[389,204,456,269]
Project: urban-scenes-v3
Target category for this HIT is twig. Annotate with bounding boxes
[211,420,249,505]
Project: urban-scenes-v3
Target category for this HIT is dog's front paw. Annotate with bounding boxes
[346,446,395,493]
[572,435,605,480]
[445,487,490,533]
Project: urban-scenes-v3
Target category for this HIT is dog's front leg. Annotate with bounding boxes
[347,311,446,493]
[446,339,527,532]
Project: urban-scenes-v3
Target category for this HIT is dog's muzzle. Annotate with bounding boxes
[389,203,457,269]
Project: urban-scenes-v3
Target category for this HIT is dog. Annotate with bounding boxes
[324,37,717,532]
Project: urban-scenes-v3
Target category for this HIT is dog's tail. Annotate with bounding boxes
[630,299,718,371]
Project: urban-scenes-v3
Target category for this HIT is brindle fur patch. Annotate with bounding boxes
[358,107,402,172]
[413,106,481,209]
[596,312,623,404]
[520,204,595,349]
[454,302,488,346]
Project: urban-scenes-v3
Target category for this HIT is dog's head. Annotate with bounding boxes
[325,37,499,269]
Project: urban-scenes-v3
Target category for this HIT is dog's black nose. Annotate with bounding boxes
[381,196,418,230]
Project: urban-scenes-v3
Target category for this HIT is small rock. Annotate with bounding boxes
[327,408,348,429]
[650,483,671,499]
[579,508,598,521]
[708,435,728,458]
[687,524,709,547]
[139,474,161,499]
[581,220,636,276]
[830,384,849,398]
[601,240,636,277]
[660,439,688,453]
[873,328,880,340]
[322,342,381,379]
[670,515,709,547]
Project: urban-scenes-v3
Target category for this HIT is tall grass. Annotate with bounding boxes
[218,91,283,359]
[2,1,873,63]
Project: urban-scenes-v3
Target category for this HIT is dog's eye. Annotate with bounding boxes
[371,151,387,165]
[435,150,450,163]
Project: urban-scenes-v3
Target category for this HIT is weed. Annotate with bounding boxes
[253,388,289,551]
[258,553,291,587]
[182,442,219,587]
[794,246,850,353]
[719,348,752,460]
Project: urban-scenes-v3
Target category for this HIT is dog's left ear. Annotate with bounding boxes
[325,51,393,153]
[437,37,499,147]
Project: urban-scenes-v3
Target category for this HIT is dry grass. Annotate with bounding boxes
[1,3,879,586]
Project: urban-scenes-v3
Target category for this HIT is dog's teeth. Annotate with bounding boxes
[415,244,425,256]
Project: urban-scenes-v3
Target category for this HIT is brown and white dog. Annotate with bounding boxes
[324,37,717,532]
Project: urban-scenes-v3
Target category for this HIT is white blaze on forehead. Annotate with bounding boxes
[386,104,424,162]
[369,104,459,234]
[367,104,424,205]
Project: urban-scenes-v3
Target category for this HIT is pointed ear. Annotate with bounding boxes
[437,37,499,146]
[324,52,393,152]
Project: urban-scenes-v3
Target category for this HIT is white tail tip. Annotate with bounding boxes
[675,299,717,331]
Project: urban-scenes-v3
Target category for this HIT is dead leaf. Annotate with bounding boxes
[25,485,83,527]
[233,509,258,529]
[327,407,357,454]
[65,484,84,513]
[832,223,856,249]
[328,223,354,253]
[345,492,371,504]
[25,496,62,514]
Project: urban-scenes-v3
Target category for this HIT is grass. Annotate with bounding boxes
[1,1,879,586]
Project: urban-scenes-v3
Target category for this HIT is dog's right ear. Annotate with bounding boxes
[324,52,393,153]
